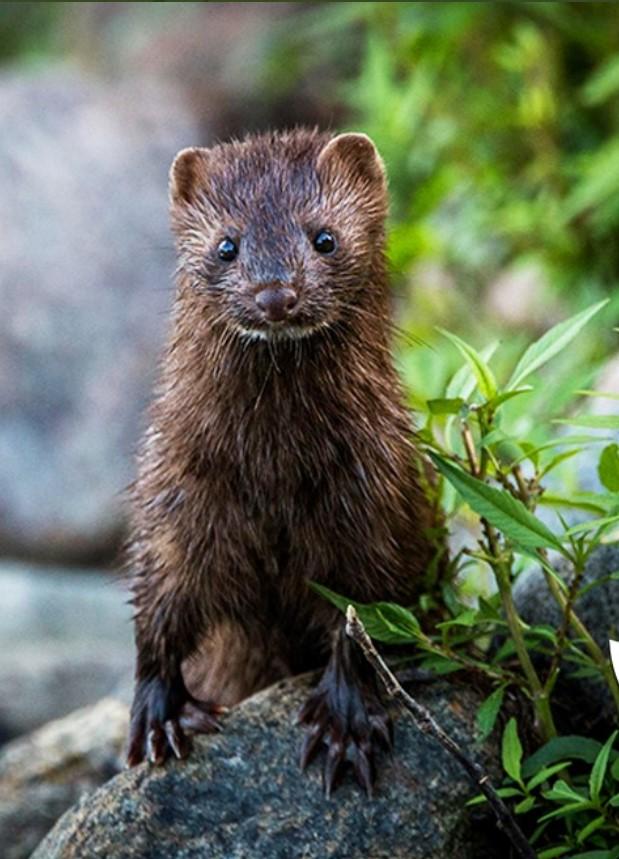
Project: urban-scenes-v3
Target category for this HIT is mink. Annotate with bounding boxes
[126,128,436,795]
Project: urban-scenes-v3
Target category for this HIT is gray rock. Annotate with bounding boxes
[0,697,128,859]
[514,543,619,731]
[0,562,133,739]
[33,676,501,859]
[0,67,200,560]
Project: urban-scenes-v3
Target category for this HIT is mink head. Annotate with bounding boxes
[169,129,388,341]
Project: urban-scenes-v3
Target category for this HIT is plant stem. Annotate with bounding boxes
[539,552,619,716]
[485,522,557,740]
[345,606,537,859]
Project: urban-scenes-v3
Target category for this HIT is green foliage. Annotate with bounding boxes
[321,3,619,310]
[470,728,619,856]
[310,301,619,853]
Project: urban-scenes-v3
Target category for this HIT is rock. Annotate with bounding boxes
[33,676,501,859]
[0,68,200,561]
[0,562,133,739]
[514,543,619,732]
[0,697,128,859]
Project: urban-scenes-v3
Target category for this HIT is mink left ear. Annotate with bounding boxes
[317,133,386,190]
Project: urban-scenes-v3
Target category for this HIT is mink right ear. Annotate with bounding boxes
[317,133,386,192]
[169,147,211,207]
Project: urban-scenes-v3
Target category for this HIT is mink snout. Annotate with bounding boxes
[254,285,299,322]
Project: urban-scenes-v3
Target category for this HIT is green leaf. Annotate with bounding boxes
[526,761,571,792]
[476,685,505,741]
[583,54,619,105]
[537,848,572,859]
[502,717,524,786]
[568,852,619,859]
[438,328,498,400]
[487,387,533,410]
[507,300,609,390]
[437,608,479,629]
[564,514,619,538]
[514,795,536,814]
[418,654,462,675]
[577,390,619,401]
[577,815,606,844]
[513,436,614,467]
[522,736,604,778]
[426,397,466,415]
[544,779,590,804]
[599,444,619,492]
[430,453,567,555]
[590,730,618,803]
[538,800,596,822]
[466,786,522,806]
[308,582,420,644]
[538,448,582,480]
[445,342,499,400]
[554,415,619,430]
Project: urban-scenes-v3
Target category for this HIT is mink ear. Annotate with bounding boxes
[169,147,211,206]
[317,133,386,190]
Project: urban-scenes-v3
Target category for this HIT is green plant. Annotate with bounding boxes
[312,299,619,853]
[469,722,619,857]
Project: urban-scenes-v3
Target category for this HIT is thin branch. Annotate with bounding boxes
[345,606,536,859]
[461,420,480,476]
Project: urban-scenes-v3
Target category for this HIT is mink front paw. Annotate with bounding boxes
[127,674,223,767]
[298,678,393,797]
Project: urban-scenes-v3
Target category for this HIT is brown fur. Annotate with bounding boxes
[127,128,435,756]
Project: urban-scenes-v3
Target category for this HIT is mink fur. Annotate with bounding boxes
[126,128,436,779]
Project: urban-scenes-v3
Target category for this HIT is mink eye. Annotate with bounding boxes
[313,230,336,255]
[217,237,238,262]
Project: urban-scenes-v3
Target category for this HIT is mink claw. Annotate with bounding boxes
[323,740,345,799]
[164,719,191,760]
[146,723,168,765]
[353,742,374,798]
[369,713,393,752]
[179,699,224,734]
[299,721,324,770]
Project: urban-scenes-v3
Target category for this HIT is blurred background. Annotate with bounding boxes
[1,1,619,747]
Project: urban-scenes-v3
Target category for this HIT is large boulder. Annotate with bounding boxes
[0,68,200,561]
[0,697,127,859]
[32,676,502,859]
[0,562,133,739]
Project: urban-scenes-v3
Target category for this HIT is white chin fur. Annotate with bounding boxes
[235,323,326,342]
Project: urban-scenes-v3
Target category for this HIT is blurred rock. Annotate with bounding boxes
[33,675,502,859]
[0,68,201,561]
[0,697,127,859]
[60,3,338,138]
[0,562,132,739]
[486,259,559,329]
[514,543,619,733]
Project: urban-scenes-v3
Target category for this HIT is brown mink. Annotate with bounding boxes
[126,128,436,795]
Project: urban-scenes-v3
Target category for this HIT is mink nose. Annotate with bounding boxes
[255,287,298,323]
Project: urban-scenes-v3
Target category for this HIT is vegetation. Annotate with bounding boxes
[314,300,619,855]
[3,1,619,852]
[289,11,619,848]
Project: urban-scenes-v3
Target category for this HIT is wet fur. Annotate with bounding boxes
[127,128,435,713]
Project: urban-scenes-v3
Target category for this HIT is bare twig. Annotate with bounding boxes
[461,420,480,476]
[345,606,536,859]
